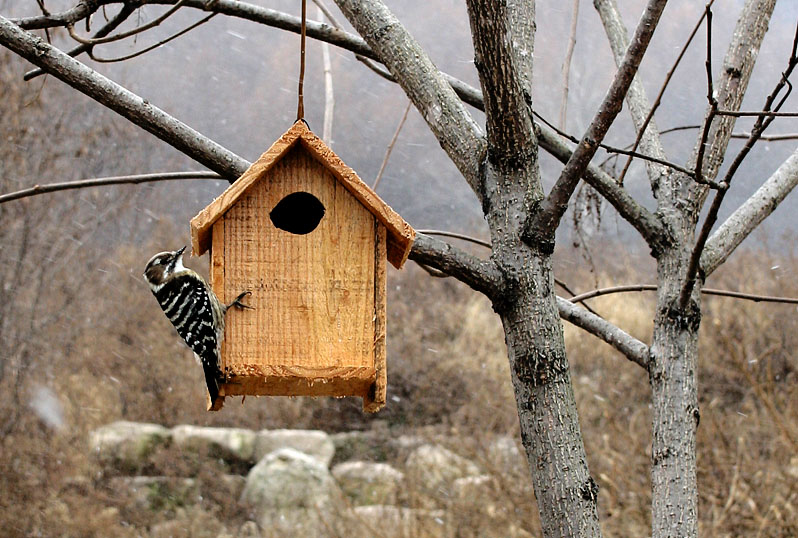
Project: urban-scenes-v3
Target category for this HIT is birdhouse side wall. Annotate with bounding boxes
[217,146,378,390]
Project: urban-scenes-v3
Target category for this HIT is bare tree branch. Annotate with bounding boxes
[10,0,668,253]
[568,283,798,306]
[466,0,537,178]
[715,110,798,118]
[373,100,411,191]
[87,12,216,63]
[593,0,668,185]
[333,0,486,202]
[24,2,136,80]
[530,0,669,240]
[613,1,714,188]
[693,6,720,189]
[409,233,503,299]
[534,111,695,178]
[660,124,798,141]
[559,0,580,129]
[534,124,671,254]
[556,297,650,369]
[0,14,250,180]
[679,0,778,210]
[65,0,187,45]
[701,146,798,276]
[416,227,603,316]
[315,4,335,144]
[679,21,798,309]
[12,1,100,29]
[0,172,222,204]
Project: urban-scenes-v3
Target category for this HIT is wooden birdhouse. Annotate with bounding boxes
[190,121,415,412]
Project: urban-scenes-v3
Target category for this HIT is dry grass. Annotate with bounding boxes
[3,237,796,536]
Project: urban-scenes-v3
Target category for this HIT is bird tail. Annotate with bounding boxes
[201,357,222,410]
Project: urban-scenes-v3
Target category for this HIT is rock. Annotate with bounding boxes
[452,474,494,501]
[241,448,347,534]
[350,505,450,538]
[330,430,391,464]
[171,425,256,464]
[487,436,524,471]
[332,461,404,505]
[788,456,798,479]
[254,429,334,467]
[108,476,199,511]
[90,421,171,473]
[389,434,427,461]
[241,447,344,510]
[237,521,261,538]
[405,444,481,503]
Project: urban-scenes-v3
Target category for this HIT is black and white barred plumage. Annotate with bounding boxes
[144,246,250,405]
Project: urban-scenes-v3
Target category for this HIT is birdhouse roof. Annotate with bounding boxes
[190,121,415,269]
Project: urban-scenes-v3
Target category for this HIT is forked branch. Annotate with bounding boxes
[530,0,669,240]
[679,20,798,310]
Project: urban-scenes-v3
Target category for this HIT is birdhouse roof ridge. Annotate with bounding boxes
[190,121,415,268]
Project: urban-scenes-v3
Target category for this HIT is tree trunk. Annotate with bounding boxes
[650,246,701,538]
[495,250,603,537]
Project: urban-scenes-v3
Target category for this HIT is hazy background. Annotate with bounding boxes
[4,0,798,245]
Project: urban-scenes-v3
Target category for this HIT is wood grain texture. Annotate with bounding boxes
[210,220,225,301]
[208,220,227,411]
[216,144,377,401]
[222,365,376,397]
[363,224,387,412]
[190,120,415,268]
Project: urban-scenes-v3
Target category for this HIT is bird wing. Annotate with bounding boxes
[154,273,221,372]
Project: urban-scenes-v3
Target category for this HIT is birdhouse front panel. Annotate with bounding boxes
[210,144,383,400]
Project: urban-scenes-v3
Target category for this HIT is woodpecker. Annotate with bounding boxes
[143,246,250,406]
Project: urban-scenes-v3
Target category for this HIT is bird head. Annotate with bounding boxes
[144,246,187,288]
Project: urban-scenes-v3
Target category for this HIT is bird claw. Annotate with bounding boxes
[228,290,253,310]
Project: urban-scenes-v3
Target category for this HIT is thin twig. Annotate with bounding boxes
[88,12,216,63]
[317,5,335,144]
[25,3,137,79]
[693,5,718,188]
[569,284,798,306]
[373,100,412,191]
[559,0,580,129]
[659,124,798,141]
[35,0,52,42]
[297,0,307,121]
[66,1,187,45]
[715,110,798,118]
[534,110,695,177]
[311,0,343,27]
[679,20,798,310]
[616,0,714,186]
[0,172,223,204]
[417,229,491,248]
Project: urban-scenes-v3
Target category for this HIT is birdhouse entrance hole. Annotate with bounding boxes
[269,191,325,235]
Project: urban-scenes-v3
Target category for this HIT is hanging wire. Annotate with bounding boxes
[297,0,307,121]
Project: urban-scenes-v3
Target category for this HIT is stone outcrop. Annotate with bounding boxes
[89,422,528,537]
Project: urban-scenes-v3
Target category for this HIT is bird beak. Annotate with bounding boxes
[175,245,187,258]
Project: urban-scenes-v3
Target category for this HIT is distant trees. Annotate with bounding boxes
[2,1,797,537]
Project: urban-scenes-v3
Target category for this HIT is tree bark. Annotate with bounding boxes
[464,2,602,535]
[650,3,777,537]
[494,252,603,538]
